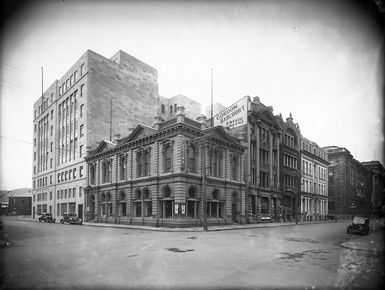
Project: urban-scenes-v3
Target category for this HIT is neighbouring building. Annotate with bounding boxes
[277,113,302,222]
[84,108,246,227]
[31,49,199,221]
[300,137,329,221]
[324,146,372,219]
[361,161,385,217]
[218,96,300,223]
[0,188,32,215]
[160,94,202,121]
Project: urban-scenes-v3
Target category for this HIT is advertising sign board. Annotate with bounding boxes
[213,96,249,129]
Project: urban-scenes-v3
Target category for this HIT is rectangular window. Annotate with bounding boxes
[79,186,82,197]
[73,168,76,179]
[80,104,84,117]
[80,166,83,177]
[70,75,73,86]
[80,145,83,157]
[161,104,165,113]
[81,64,85,76]
[80,84,84,97]
[74,70,78,81]
[80,125,84,137]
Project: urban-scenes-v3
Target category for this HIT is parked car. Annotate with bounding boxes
[60,213,82,225]
[44,214,56,223]
[38,213,49,222]
[38,213,56,223]
[347,216,370,235]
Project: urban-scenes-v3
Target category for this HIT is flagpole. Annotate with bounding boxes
[41,67,44,102]
[210,68,213,127]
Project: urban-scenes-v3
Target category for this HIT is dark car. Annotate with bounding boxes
[39,213,56,223]
[60,213,82,225]
[38,213,48,222]
[347,216,370,235]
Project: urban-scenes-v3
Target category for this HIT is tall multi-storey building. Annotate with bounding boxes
[32,50,162,220]
[300,137,329,221]
[323,146,372,219]
[361,161,385,217]
[84,108,246,227]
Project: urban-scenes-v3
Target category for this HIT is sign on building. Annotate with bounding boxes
[213,96,249,129]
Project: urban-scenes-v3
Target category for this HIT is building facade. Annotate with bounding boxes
[324,146,372,219]
[361,161,385,217]
[32,50,173,220]
[84,109,246,227]
[223,96,303,223]
[300,137,329,221]
[278,113,302,222]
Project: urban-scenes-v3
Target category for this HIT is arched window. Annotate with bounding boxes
[230,155,239,180]
[161,186,173,218]
[143,188,152,217]
[118,191,126,217]
[119,155,126,180]
[207,189,223,219]
[188,186,196,199]
[134,189,142,217]
[163,142,173,173]
[163,186,172,198]
[187,186,198,218]
[89,163,96,185]
[187,144,197,173]
[119,191,126,201]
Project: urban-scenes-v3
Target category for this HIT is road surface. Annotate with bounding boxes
[0,217,383,289]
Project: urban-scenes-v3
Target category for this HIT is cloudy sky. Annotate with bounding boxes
[0,0,383,190]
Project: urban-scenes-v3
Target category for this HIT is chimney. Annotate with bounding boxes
[176,106,185,123]
[196,114,207,129]
[153,116,163,130]
[253,96,260,103]
[114,134,121,143]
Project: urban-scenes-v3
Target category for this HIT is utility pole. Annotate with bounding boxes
[201,138,208,231]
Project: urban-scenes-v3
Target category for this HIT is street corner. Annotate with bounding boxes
[340,230,385,254]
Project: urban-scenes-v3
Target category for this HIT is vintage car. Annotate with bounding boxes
[38,213,56,223]
[347,216,370,235]
[60,213,82,225]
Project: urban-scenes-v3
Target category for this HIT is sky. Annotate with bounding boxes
[0,0,383,190]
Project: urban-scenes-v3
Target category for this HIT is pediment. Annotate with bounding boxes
[91,140,116,155]
[119,125,157,144]
[205,126,241,145]
[261,109,275,123]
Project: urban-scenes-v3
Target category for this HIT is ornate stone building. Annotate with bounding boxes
[300,137,329,221]
[246,97,282,222]
[324,146,372,219]
[84,108,246,228]
[361,161,385,217]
